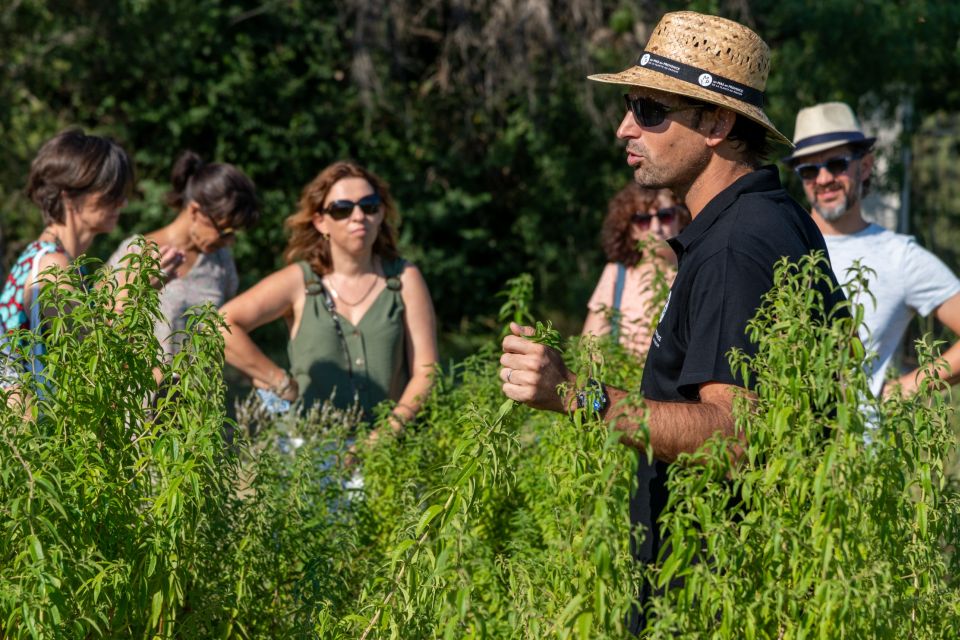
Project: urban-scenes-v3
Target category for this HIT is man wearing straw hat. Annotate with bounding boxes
[500,10,846,631]
[785,101,960,398]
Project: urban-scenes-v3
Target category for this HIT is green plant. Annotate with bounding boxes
[0,249,230,637]
[644,254,960,638]
[1,250,957,639]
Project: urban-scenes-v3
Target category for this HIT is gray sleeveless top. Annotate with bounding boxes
[107,235,238,359]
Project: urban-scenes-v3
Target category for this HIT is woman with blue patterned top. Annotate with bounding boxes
[0,129,136,382]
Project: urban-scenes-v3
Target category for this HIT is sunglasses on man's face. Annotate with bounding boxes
[632,207,678,229]
[324,194,382,220]
[623,94,705,128]
[793,155,862,182]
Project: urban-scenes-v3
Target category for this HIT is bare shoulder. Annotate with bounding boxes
[221,263,304,326]
[398,261,427,286]
[37,250,70,271]
[246,263,304,297]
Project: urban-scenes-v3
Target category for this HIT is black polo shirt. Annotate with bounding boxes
[627,165,844,630]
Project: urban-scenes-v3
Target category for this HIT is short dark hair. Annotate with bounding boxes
[851,143,875,196]
[26,129,134,225]
[686,100,773,168]
[165,151,260,230]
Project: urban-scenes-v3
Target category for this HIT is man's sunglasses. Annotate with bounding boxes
[793,154,862,182]
[324,194,382,220]
[623,94,705,128]
[632,207,678,229]
[204,211,235,239]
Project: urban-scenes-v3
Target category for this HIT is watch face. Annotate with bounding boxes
[576,380,608,415]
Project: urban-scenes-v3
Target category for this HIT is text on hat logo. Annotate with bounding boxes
[698,73,713,87]
[640,54,651,66]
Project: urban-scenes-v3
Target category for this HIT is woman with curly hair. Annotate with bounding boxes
[220,161,437,431]
[582,184,690,358]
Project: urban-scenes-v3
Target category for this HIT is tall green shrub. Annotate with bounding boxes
[0,250,231,637]
[1,251,957,638]
[645,255,960,637]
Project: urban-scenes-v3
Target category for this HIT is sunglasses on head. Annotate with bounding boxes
[324,194,382,220]
[793,154,863,182]
[623,94,705,128]
[632,207,678,229]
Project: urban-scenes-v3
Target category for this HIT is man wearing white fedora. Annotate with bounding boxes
[785,101,960,398]
[499,10,846,631]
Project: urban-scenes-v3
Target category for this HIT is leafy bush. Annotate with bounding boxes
[0,251,230,636]
[646,255,960,637]
[0,255,957,638]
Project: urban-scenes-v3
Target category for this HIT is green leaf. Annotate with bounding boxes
[416,504,445,537]
[150,590,163,628]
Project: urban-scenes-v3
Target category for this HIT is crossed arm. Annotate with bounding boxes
[499,322,740,463]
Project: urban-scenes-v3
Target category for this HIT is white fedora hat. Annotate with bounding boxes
[784,101,876,162]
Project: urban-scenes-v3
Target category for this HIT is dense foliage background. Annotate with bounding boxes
[3,0,960,355]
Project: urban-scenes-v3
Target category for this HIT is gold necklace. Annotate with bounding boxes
[327,272,380,306]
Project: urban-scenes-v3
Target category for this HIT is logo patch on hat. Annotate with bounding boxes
[587,11,790,145]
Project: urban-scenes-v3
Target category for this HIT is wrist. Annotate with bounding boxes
[270,370,294,397]
[393,403,415,423]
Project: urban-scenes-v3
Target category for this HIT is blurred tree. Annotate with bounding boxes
[1,0,959,357]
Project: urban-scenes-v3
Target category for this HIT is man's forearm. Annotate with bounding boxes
[604,384,738,463]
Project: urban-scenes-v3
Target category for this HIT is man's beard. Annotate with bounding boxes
[813,169,862,222]
[813,198,849,222]
[631,146,709,195]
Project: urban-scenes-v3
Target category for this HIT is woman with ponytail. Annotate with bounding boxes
[108,151,259,359]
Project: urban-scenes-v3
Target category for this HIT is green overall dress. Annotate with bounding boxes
[288,259,409,418]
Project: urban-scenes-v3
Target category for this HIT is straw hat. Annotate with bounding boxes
[783,102,876,162]
[588,11,790,146]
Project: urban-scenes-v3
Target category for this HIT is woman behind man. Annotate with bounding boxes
[108,151,259,359]
[220,161,437,432]
[582,184,690,358]
[1,129,133,342]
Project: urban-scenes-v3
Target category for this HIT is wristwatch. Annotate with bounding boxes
[576,378,609,416]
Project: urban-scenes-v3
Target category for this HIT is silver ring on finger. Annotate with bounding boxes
[506,368,513,384]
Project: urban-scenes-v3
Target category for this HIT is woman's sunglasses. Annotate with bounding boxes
[623,94,705,128]
[203,211,236,240]
[793,154,862,182]
[324,194,382,220]
[632,207,678,229]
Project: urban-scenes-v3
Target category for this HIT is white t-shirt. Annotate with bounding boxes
[824,223,960,396]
